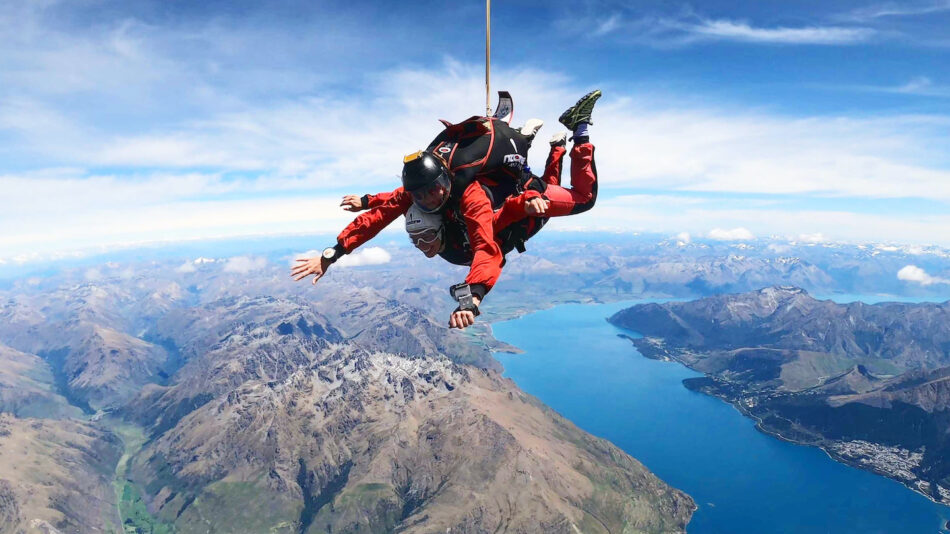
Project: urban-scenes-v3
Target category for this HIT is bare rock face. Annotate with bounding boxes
[131,347,693,533]
[0,414,122,534]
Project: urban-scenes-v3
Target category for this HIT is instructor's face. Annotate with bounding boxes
[412,183,449,212]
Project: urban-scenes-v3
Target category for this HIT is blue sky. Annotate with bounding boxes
[1,0,949,264]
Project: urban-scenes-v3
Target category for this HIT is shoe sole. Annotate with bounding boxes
[559,90,602,130]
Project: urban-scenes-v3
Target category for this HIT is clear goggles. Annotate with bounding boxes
[409,174,452,213]
[408,227,443,247]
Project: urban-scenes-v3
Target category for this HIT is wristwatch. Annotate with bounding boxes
[322,244,345,264]
[450,283,480,316]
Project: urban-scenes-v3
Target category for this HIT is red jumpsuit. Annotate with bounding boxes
[492,141,598,232]
[354,141,598,268]
[337,182,501,298]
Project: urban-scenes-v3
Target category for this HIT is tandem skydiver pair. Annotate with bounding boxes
[291,90,602,329]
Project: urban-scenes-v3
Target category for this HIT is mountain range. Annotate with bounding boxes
[0,256,694,533]
[609,286,950,503]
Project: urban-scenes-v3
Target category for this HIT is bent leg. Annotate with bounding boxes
[544,143,598,217]
[542,145,567,186]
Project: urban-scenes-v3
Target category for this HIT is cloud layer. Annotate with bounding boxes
[1,2,949,263]
[898,265,950,285]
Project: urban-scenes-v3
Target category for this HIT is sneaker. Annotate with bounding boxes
[558,89,602,131]
[520,118,544,141]
[549,132,567,147]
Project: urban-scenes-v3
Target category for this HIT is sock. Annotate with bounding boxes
[572,122,589,143]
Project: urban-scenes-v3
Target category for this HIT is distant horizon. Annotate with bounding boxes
[4,231,950,299]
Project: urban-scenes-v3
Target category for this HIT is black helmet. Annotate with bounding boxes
[402,150,452,213]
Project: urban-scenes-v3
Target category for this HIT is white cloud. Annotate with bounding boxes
[852,77,950,99]
[675,232,691,245]
[690,19,874,45]
[223,255,268,273]
[84,268,102,281]
[708,227,755,241]
[595,14,622,36]
[897,265,949,285]
[335,247,392,268]
[555,197,950,247]
[895,77,950,98]
[844,1,950,20]
[797,233,828,244]
[176,261,197,273]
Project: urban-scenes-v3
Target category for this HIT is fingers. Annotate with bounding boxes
[290,258,319,282]
[448,311,476,329]
[340,195,361,211]
[526,198,549,216]
[292,269,322,283]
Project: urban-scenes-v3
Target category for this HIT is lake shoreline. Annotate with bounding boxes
[619,333,949,508]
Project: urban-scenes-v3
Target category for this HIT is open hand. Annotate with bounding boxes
[341,195,364,212]
[291,256,331,285]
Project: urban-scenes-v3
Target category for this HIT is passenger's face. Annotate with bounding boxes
[410,229,443,258]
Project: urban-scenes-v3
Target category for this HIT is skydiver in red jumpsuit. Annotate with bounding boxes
[292,91,601,329]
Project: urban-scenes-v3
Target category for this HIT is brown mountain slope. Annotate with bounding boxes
[131,346,693,533]
[0,414,122,534]
[0,344,81,419]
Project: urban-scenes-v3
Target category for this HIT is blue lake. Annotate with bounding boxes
[492,301,950,534]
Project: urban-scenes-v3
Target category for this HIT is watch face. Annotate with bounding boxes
[322,247,336,260]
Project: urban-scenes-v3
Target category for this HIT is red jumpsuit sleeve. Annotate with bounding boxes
[459,181,504,296]
[491,189,542,232]
[364,188,402,209]
[337,187,412,252]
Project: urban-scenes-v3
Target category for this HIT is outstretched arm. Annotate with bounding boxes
[336,188,412,252]
[449,182,504,329]
[341,189,403,212]
[292,188,411,286]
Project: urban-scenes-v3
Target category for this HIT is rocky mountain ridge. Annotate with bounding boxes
[0,261,694,533]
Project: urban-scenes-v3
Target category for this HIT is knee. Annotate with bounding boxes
[571,191,597,215]
[571,182,597,215]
